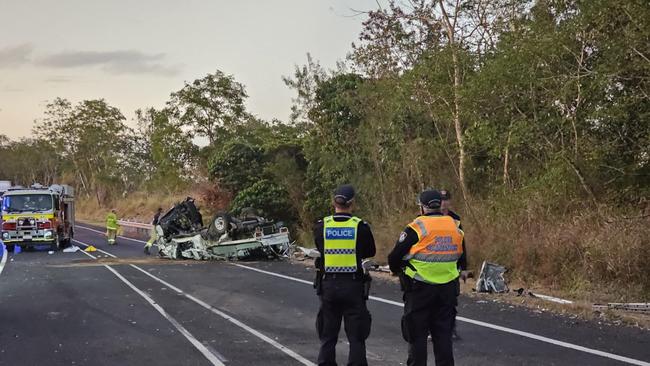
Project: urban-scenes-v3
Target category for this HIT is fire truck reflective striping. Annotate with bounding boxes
[1,213,55,221]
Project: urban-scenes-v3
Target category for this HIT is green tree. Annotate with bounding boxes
[135,108,197,191]
[230,179,295,223]
[208,140,265,192]
[34,98,131,203]
[302,73,368,220]
[0,137,62,186]
[168,70,248,144]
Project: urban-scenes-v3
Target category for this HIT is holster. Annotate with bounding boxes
[313,258,323,295]
[314,269,323,295]
[399,272,414,293]
[362,273,372,300]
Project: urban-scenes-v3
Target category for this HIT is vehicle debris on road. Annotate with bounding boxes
[154,198,291,261]
[528,292,573,305]
[294,246,320,259]
[476,261,509,293]
[62,245,80,253]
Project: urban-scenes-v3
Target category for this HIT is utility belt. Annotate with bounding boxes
[399,272,459,294]
[322,272,361,280]
[314,269,372,299]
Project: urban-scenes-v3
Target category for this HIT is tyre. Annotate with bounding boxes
[206,212,232,239]
[213,215,228,233]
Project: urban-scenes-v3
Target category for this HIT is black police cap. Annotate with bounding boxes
[419,189,442,209]
[334,184,355,205]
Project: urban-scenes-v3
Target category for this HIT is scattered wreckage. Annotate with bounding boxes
[154,198,292,261]
[475,261,650,314]
[476,261,509,293]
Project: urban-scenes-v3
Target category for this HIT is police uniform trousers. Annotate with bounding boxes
[402,279,458,366]
[316,274,371,366]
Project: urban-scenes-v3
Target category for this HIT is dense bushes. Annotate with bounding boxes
[6,1,649,299]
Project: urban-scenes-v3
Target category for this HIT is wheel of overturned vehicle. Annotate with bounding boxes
[214,217,226,232]
[208,212,232,237]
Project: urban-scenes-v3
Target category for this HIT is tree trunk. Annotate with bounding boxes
[451,49,467,196]
[437,0,469,201]
[503,119,514,186]
[563,156,600,217]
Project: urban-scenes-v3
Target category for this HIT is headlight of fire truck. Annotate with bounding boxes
[2,232,8,240]
[44,230,53,239]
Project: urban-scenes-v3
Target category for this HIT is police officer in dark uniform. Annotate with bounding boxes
[388,189,464,366]
[440,190,468,340]
[313,184,376,366]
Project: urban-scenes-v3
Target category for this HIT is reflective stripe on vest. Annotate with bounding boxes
[403,215,464,284]
[323,215,361,273]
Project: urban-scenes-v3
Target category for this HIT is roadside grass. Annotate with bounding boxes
[76,183,228,225]
[76,191,194,223]
[77,187,649,307]
[367,203,649,304]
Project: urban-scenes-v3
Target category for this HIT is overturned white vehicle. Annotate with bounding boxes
[154,198,292,260]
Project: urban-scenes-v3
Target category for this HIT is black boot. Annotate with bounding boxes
[144,246,150,255]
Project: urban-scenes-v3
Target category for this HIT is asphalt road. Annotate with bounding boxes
[0,225,648,366]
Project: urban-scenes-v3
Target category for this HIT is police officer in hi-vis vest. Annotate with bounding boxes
[440,189,468,340]
[388,189,464,366]
[313,184,376,366]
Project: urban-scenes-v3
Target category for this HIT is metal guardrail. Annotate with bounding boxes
[593,303,650,314]
[117,220,152,230]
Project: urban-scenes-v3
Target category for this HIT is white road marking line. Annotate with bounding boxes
[76,247,226,366]
[231,264,650,366]
[76,225,146,244]
[72,238,316,366]
[71,239,118,259]
[232,263,313,285]
[0,241,8,277]
[131,265,316,366]
[75,227,650,366]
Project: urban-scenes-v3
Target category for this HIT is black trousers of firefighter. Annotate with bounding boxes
[401,278,458,366]
[317,275,372,366]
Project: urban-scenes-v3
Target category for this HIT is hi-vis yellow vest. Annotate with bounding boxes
[323,216,361,273]
[106,213,118,230]
[403,215,464,284]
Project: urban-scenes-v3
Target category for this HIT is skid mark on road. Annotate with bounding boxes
[72,238,316,366]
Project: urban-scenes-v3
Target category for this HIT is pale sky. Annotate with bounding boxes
[0,0,378,139]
